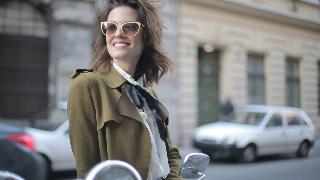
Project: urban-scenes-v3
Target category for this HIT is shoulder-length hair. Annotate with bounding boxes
[91,0,172,85]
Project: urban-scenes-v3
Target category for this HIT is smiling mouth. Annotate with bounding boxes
[113,42,130,48]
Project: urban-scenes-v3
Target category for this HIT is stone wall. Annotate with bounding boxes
[177,0,320,146]
[50,0,96,102]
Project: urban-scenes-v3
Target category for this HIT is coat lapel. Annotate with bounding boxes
[154,99,169,124]
[99,66,144,124]
[117,92,144,124]
[100,66,169,125]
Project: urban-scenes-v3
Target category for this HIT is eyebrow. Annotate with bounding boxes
[106,20,139,23]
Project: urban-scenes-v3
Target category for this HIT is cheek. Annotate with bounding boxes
[133,36,143,52]
[106,37,113,50]
[105,36,111,45]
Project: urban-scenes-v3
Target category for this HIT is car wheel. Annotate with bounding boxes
[240,145,256,163]
[296,141,310,158]
[39,155,51,178]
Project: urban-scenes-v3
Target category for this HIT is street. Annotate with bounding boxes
[206,139,320,180]
[207,155,319,180]
[51,139,320,180]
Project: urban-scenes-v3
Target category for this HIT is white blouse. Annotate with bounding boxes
[112,62,170,180]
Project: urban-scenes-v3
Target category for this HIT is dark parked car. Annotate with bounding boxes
[0,125,47,180]
[0,101,75,174]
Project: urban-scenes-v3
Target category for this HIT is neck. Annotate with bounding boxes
[113,59,138,77]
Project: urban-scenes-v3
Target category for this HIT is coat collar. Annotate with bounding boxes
[98,66,126,89]
[98,66,169,125]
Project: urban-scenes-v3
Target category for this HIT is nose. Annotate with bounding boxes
[114,27,125,37]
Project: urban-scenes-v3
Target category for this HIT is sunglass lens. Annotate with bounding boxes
[123,23,139,36]
[105,23,117,36]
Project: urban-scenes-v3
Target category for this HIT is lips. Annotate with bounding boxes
[113,41,130,48]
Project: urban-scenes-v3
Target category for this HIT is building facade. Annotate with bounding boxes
[1,0,319,147]
[0,0,99,119]
[175,0,320,146]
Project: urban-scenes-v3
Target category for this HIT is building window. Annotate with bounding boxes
[0,0,48,37]
[197,46,220,125]
[247,54,265,104]
[0,1,49,119]
[286,57,300,107]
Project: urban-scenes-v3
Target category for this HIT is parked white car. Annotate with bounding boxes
[26,122,75,172]
[25,101,75,172]
[193,105,316,162]
[1,101,75,174]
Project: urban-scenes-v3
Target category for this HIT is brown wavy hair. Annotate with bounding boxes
[91,0,172,85]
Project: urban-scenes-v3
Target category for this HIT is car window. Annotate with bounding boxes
[286,113,303,126]
[300,117,308,126]
[266,113,283,127]
[30,108,67,130]
[226,112,266,126]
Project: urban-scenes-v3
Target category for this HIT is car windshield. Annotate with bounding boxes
[29,108,67,131]
[222,111,266,126]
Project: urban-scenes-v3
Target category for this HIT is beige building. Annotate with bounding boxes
[1,0,319,148]
[168,0,320,146]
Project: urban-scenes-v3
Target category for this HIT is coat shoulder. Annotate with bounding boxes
[71,69,93,79]
[70,69,102,90]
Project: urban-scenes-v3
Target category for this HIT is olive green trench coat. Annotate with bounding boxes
[67,66,182,179]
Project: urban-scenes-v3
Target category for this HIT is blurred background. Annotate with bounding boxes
[0,0,320,180]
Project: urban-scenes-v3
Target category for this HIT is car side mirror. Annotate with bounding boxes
[179,153,210,180]
[85,160,142,180]
[0,171,24,180]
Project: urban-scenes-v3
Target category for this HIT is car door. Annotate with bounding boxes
[283,111,304,153]
[258,112,286,155]
[52,122,75,171]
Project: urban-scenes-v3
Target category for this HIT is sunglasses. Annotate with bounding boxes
[100,21,144,37]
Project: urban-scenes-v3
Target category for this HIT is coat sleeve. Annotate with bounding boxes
[67,75,99,178]
[165,125,183,180]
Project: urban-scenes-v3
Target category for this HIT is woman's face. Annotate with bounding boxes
[106,6,143,65]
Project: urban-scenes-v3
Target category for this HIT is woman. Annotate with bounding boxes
[67,0,182,179]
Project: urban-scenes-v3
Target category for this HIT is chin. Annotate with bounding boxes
[111,54,128,60]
